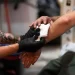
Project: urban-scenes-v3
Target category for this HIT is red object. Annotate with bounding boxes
[4,0,11,33]
[4,0,19,60]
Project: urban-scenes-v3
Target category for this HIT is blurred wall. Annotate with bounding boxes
[0,5,2,29]
[0,0,37,35]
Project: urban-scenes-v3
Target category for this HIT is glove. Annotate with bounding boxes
[18,36,45,52]
[20,26,40,40]
[19,27,44,68]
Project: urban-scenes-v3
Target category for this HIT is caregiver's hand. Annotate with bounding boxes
[30,16,52,28]
[19,27,45,68]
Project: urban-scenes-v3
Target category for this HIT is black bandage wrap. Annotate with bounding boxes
[20,27,35,40]
[18,37,45,53]
[20,27,40,40]
[18,27,45,53]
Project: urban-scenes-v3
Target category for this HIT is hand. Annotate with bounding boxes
[18,36,45,52]
[19,28,44,68]
[18,28,45,52]
[30,16,51,28]
[19,50,41,68]
[20,27,40,40]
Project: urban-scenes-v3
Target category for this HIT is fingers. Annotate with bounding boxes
[19,52,35,68]
[19,50,41,68]
[19,52,25,59]
[24,57,32,68]
[43,16,49,24]
[30,21,38,28]
[32,50,41,65]
[33,28,40,40]
[20,52,32,68]
[30,16,51,28]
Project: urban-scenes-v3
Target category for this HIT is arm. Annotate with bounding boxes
[0,27,37,57]
[0,30,20,57]
[45,11,75,43]
[0,43,19,58]
[0,28,44,58]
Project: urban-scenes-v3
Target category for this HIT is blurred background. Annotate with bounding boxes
[0,0,75,75]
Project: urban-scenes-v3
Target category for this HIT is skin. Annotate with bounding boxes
[30,11,75,43]
[30,16,60,28]
[20,11,75,66]
[0,30,41,68]
[0,30,20,57]
[0,11,75,58]
[45,11,75,42]
[0,43,19,58]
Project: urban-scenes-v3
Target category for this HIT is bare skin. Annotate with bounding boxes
[0,30,41,68]
[0,11,75,61]
[21,11,75,66]
[0,43,19,58]
[30,16,60,28]
[30,11,75,43]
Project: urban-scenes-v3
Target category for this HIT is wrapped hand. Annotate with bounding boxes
[18,36,45,52]
[19,27,45,68]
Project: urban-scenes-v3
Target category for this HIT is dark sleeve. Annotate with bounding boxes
[38,58,61,75]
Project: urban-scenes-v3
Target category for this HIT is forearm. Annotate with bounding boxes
[0,43,19,58]
[45,11,75,42]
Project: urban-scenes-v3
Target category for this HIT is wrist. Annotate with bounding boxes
[15,43,21,53]
[17,40,25,53]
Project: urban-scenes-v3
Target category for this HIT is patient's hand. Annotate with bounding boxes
[19,50,41,68]
[19,21,52,68]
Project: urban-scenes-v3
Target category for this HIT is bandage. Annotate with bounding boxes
[39,24,50,37]
[36,24,50,41]
[20,24,50,68]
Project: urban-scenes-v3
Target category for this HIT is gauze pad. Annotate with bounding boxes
[36,24,50,41]
[39,24,50,37]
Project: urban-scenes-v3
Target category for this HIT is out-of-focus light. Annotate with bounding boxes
[59,0,63,3]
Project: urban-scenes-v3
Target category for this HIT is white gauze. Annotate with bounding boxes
[36,24,50,41]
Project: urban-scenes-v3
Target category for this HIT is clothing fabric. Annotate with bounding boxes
[38,51,75,75]
[0,59,21,75]
[37,0,60,17]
